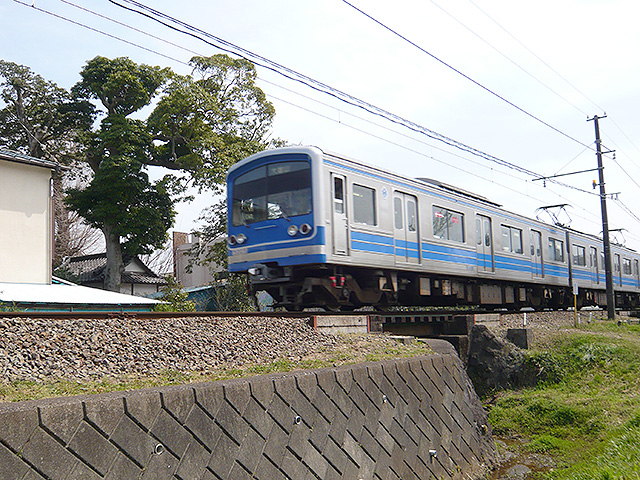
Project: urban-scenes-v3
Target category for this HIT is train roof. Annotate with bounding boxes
[415,177,502,208]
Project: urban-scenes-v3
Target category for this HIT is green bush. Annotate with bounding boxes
[153,276,196,312]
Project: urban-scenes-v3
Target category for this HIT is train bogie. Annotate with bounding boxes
[227,146,640,311]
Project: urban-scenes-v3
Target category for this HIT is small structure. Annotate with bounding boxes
[0,148,160,311]
[0,148,58,284]
[62,253,167,296]
[0,277,159,312]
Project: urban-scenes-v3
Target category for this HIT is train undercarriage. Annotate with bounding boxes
[247,263,639,312]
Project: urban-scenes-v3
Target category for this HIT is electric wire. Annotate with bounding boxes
[464,0,640,183]
[464,0,607,114]
[105,0,599,192]
[268,90,603,229]
[11,0,635,233]
[341,0,592,149]
[428,0,589,117]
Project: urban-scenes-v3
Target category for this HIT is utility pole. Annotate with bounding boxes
[588,114,616,320]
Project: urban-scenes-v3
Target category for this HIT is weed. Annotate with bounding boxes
[487,321,640,478]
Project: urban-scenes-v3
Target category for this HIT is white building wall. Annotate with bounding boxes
[173,233,221,288]
[0,160,52,284]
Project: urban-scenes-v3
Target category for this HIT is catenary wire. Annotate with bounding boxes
[106,0,599,194]
[341,0,592,149]
[427,0,589,117]
[12,0,634,232]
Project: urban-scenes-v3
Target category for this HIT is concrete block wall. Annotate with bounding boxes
[0,340,495,480]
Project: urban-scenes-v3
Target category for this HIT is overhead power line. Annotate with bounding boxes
[341,0,591,149]
[103,0,597,196]
[428,0,589,117]
[464,0,607,114]
[20,0,604,224]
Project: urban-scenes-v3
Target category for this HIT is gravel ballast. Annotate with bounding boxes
[0,315,346,381]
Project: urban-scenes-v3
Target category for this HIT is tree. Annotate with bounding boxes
[0,60,95,266]
[66,55,276,291]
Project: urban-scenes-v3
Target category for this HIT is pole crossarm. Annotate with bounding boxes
[532,167,602,182]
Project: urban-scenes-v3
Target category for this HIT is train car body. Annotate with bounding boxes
[227,146,640,310]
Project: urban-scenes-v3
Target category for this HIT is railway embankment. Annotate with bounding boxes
[0,313,497,480]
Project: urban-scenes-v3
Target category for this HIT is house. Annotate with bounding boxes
[0,148,160,311]
[63,253,167,297]
[0,148,57,284]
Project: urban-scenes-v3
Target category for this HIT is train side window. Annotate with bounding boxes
[333,177,344,214]
[501,225,523,254]
[394,197,403,229]
[353,184,377,226]
[635,260,639,277]
[501,226,511,252]
[476,218,482,245]
[512,229,523,254]
[614,254,621,273]
[433,206,464,243]
[548,237,565,262]
[623,258,632,275]
[407,198,417,232]
[572,245,586,266]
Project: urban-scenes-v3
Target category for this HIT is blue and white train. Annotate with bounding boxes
[226,146,640,311]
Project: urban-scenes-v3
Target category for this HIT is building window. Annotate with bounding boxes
[433,206,464,243]
[548,237,565,262]
[501,225,523,254]
[572,245,586,266]
[353,184,376,226]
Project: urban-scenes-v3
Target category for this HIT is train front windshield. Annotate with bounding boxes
[232,160,312,226]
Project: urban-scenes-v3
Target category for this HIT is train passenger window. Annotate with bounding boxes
[353,184,377,226]
[407,199,417,232]
[623,258,632,275]
[501,225,523,254]
[572,245,586,266]
[635,260,639,277]
[501,226,511,252]
[512,229,523,254]
[615,254,621,273]
[394,197,403,229]
[548,238,565,262]
[334,177,344,214]
[476,219,482,245]
[433,206,465,243]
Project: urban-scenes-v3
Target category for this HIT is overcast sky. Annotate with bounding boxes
[3,0,640,249]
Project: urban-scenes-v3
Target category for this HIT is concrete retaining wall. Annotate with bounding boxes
[0,340,495,479]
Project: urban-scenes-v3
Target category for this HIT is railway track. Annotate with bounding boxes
[0,306,634,321]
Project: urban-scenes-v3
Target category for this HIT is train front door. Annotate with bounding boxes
[332,174,349,255]
[476,214,494,272]
[530,230,544,278]
[393,192,419,264]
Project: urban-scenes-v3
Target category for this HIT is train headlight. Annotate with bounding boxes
[287,225,299,237]
[300,223,313,235]
[228,235,237,245]
[236,233,247,244]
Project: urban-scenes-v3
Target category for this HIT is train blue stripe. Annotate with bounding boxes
[229,254,327,272]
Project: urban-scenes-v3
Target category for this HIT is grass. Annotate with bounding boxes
[487,319,640,479]
[0,335,433,403]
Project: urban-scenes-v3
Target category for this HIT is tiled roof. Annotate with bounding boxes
[65,253,167,285]
[0,148,62,170]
